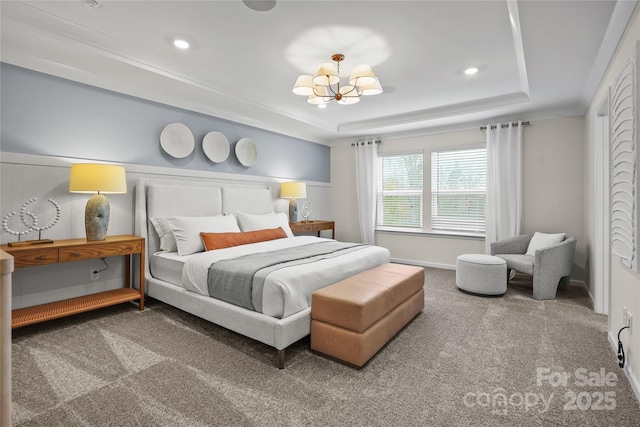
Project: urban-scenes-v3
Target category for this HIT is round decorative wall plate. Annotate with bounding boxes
[202,131,230,163]
[160,123,195,158]
[235,138,257,166]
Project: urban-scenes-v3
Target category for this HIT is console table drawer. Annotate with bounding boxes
[289,220,335,239]
[12,248,58,268]
[60,240,142,262]
[296,224,317,232]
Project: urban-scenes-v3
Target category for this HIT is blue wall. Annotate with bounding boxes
[0,63,330,182]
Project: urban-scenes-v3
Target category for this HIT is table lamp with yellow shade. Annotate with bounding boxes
[280,181,306,222]
[69,164,127,241]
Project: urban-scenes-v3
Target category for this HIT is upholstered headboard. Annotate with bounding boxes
[134,178,275,274]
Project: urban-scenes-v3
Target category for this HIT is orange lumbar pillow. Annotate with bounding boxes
[200,227,288,251]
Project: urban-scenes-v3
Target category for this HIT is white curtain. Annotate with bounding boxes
[485,121,523,253]
[354,139,379,244]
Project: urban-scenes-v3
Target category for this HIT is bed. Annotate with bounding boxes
[134,178,390,367]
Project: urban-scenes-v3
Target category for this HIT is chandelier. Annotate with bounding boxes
[292,53,383,105]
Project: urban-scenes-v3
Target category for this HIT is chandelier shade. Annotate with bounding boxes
[312,63,339,86]
[338,86,360,104]
[292,75,315,96]
[360,80,384,96]
[292,53,382,105]
[349,64,377,86]
[308,86,331,104]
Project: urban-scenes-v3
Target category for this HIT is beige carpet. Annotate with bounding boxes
[11,268,640,426]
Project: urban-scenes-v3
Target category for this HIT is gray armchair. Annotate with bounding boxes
[490,233,576,300]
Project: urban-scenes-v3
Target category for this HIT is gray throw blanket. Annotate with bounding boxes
[207,241,365,311]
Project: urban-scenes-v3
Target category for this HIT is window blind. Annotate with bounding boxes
[431,148,486,233]
[376,153,423,228]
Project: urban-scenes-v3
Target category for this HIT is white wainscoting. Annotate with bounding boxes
[1,152,331,309]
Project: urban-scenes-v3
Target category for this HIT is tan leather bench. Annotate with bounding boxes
[310,263,425,367]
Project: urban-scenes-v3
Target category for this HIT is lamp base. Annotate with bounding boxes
[289,198,298,222]
[85,194,110,241]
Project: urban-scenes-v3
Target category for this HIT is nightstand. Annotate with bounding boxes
[289,220,335,239]
[0,235,145,328]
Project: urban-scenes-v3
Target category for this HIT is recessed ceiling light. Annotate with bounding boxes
[464,67,479,76]
[80,0,102,9]
[243,0,276,12]
[318,104,327,109]
[173,39,190,50]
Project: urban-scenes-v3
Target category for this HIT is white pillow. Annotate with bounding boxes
[167,215,240,256]
[150,217,177,252]
[525,232,566,256]
[235,212,294,238]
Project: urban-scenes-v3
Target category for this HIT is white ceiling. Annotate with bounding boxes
[1,0,636,145]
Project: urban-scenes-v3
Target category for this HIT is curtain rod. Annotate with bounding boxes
[480,121,530,131]
[351,139,382,146]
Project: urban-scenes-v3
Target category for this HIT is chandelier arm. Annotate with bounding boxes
[327,82,338,96]
[340,86,362,97]
[311,86,335,99]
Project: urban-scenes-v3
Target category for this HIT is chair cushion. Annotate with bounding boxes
[494,254,535,275]
[525,232,566,256]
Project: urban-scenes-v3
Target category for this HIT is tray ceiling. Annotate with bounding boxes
[0,0,635,144]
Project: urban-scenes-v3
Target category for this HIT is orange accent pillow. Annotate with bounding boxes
[200,227,288,251]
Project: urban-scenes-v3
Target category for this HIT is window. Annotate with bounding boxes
[376,153,423,228]
[431,147,486,233]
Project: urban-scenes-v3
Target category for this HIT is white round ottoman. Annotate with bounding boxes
[456,254,507,296]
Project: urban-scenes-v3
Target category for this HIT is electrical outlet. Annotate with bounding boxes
[623,307,632,333]
[90,270,99,280]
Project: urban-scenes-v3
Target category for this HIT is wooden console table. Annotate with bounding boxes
[0,235,145,328]
[289,220,335,239]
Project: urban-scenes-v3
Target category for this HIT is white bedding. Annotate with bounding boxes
[182,236,391,318]
[150,251,188,286]
[136,179,394,366]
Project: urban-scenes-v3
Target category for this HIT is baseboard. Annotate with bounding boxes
[627,365,640,403]
[570,279,587,289]
[583,281,598,310]
[608,331,640,402]
[390,257,455,270]
[570,279,594,306]
[390,260,592,288]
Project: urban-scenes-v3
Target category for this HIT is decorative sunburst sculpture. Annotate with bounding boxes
[2,197,61,245]
[301,201,312,222]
